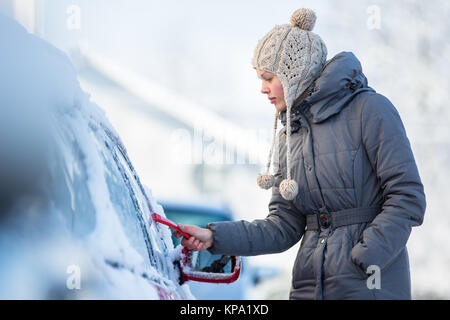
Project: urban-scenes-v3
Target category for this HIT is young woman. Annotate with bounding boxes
[173,8,426,300]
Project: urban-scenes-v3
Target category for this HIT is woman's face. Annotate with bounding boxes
[256,69,286,112]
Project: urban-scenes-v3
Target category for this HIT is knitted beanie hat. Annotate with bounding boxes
[253,8,328,201]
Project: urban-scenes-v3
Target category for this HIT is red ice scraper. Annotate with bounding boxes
[151,213,191,239]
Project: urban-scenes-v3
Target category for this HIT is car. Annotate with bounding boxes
[0,13,240,299]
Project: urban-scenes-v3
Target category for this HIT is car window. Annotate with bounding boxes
[87,124,159,272]
[49,112,177,291]
[113,145,171,277]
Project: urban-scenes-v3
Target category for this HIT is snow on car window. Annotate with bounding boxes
[113,146,171,277]
[87,124,155,272]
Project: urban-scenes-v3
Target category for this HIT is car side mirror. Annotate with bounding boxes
[179,247,241,284]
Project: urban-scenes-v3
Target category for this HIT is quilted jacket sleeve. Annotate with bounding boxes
[350,93,426,271]
[206,168,306,256]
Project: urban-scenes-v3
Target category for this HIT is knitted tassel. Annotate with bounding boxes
[280,178,298,201]
[257,172,274,190]
[257,110,279,190]
[280,102,299,201]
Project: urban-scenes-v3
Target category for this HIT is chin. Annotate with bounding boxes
[275,105,287,112]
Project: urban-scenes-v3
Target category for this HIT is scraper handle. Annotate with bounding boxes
[151,213,191,239]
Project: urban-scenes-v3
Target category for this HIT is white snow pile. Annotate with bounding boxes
[0,13,193,299]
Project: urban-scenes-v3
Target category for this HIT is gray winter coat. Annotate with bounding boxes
[206,51,426,300]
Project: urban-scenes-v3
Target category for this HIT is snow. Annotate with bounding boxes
[0,12,192,299]
[144,185,176,252]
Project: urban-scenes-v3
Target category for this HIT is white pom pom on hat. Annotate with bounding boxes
[290,8,317,31]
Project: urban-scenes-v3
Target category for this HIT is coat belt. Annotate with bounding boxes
[306,206,381,231]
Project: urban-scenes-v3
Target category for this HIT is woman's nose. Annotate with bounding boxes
[261,83,269,94]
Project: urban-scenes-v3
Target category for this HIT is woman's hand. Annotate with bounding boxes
[173,224,214,251]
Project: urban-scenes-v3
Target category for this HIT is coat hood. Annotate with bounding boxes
[280,51,375,128]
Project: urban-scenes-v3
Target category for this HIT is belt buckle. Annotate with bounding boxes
[318,213,331,229]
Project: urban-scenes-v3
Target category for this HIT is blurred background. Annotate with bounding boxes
[1,0,449,299]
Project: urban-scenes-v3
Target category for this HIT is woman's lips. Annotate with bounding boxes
[269,97,276,104]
